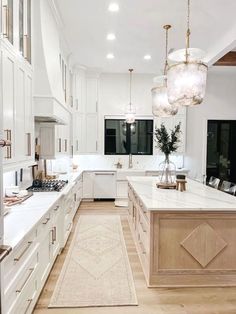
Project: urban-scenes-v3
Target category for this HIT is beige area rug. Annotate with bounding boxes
[49,215,138,308]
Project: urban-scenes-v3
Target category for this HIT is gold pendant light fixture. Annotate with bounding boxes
[151,25,178,117]
[125,69,136,124]
[167,0,208,107]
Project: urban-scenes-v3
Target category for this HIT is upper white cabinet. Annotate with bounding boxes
[39,123,71,160]
[86,77,98,113]
[154,107,186,154]
[1,0,31,63]
[72,70,99,154]
[1,42,34,171]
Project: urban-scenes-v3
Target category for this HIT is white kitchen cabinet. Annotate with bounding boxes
[72,71,99,154]
[1,0,31,63]
[1,41,34,171]
[86,77,98,113]
[37,214,52,288]
[51,204,61,262]
[86,114,98,153]
[73,113,85,154]
[2,47,15,164]
[94,172,116,199]
[154,107,186,154]
[83,172,94,199]
[39,123,70,159]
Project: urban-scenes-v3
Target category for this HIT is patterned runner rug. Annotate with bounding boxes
[49,215,138,308]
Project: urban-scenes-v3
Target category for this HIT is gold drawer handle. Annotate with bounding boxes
[14,241,32,262]
[42,217,50,225]
[51,227,56,244]
[66,222,72,231]
[24,298,33,314]
[16,267,34,293]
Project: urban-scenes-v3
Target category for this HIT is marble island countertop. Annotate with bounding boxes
[127,176,236,211]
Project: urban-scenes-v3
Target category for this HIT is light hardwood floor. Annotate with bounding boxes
[34,201,236,314]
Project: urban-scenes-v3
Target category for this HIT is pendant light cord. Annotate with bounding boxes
[185,0,191,62]
[163,25,171,75]
[129,69,133,110]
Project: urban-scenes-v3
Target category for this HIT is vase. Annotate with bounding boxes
[158,155,176,184]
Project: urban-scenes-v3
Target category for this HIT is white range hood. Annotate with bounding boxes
[32,0,69,125]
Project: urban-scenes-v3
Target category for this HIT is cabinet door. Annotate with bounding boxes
[86,77,98,113]
[2,49,15,162]
[38,231,51,288]
[1,0,13,44]
[15,66,25,162]
[83,172,94,198]
[86,114,98,153]
[73,113,85,154]
[24,72,33,159]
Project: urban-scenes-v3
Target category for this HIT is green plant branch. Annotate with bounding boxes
[154,122,181,156]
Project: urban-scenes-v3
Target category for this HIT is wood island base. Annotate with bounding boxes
[128,180,236,288]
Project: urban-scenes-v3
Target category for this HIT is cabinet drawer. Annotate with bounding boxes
[7,274,38,314]
[3,230,37,286]
[37,213,52,239]
[4,249,39,312]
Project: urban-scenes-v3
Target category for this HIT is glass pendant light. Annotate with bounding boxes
[167,0,208,107]
[151,25,178,117]
[125,69,136,124]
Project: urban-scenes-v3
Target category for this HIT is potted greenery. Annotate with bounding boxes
[154,122,181,186]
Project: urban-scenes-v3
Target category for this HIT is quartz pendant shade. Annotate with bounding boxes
[152,76,178,117]
[167,60,208,107]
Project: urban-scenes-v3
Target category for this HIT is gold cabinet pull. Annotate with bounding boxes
[14,241,33,262]
[66,222,72,231]
[53,205,59,211]
[51,226,56,244]
[58,138,62,152]
[16,267,34,293]
[4,129,12,159]
[26,133,31,156]
[23,35,28,59]
[42,217,50,225]
[2,5,9,38]
[64,139,67,152]
[24,298,33,314]
[0,139,11,147]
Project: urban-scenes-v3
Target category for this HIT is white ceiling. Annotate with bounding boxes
[55,0,236,73]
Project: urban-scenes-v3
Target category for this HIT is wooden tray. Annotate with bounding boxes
[4,192,33,206]
[156,182,177,189]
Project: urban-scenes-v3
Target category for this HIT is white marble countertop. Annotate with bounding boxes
[127,176,236,211]
[4,171,83,250]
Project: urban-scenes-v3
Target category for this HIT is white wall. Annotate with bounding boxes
[185,67,236,182]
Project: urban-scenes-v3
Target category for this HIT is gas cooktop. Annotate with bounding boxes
[27,179,68,192]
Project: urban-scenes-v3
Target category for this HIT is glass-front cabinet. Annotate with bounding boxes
[1,0,31,63]
[1,0,13,44]
[19,0,31,62]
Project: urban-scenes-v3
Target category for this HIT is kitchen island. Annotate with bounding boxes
[127,176,236,287]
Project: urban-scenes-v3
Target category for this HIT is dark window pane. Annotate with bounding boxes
[104,119,153,155]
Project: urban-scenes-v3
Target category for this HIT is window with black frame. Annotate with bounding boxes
[104,119,153,155]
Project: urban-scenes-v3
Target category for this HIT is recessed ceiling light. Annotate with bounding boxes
[108,3,119,12]
[144,55,152,60]
[106,53,115,59]
[107,33,116,41]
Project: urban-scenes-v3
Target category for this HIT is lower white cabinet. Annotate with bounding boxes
[1,179,82,314]
[83,172,94,199]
